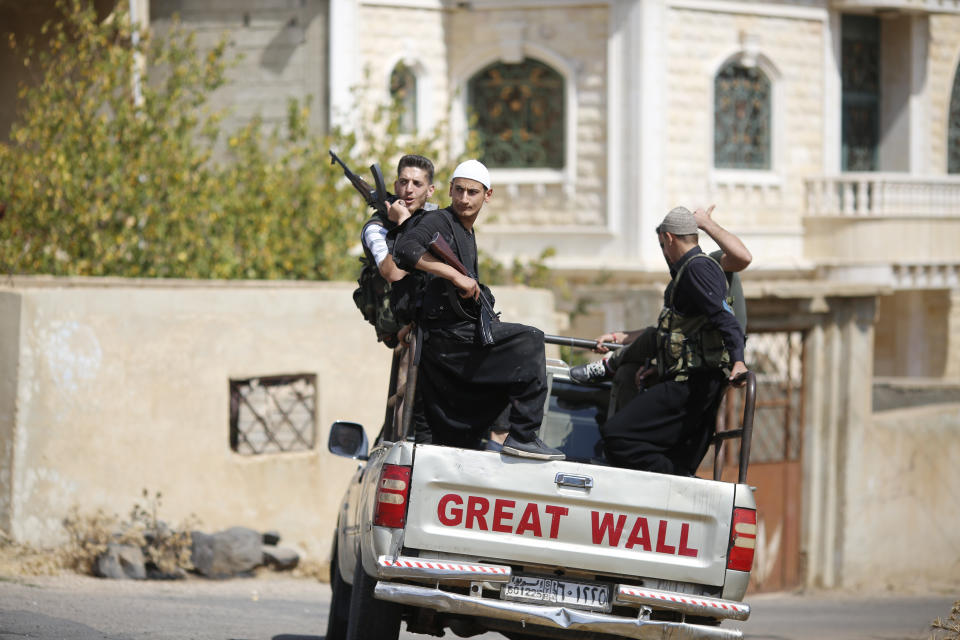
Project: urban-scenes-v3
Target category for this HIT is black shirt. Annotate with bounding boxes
[666,246,745,363]
[392,206,480,326]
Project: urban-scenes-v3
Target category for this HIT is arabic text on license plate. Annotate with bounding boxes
[501,575,612,612]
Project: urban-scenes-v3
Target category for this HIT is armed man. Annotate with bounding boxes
[586,206,749,476]
[355,154,438,347]
[571,205,752,414]
[391,159,564,460]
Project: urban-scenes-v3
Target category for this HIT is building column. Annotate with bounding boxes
[801,296,878,589]
[908,14,930,175]
[823,10,842,175]
[636,0,666,266]
[946,288,960,379]
[609,0,664,264]
[329,0,359,130]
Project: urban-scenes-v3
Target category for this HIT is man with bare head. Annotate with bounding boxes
[358,154,437,347]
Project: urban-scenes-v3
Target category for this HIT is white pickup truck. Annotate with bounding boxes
[325,333,758,640]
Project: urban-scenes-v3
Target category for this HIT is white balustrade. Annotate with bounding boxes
[804,174,960,218]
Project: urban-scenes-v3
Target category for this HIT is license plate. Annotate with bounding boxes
[501,575,612,612]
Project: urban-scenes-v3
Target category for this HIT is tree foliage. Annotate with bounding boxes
[0,0,467,280]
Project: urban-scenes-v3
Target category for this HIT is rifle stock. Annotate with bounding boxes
[427,232,496,345]
[427,233,469,277]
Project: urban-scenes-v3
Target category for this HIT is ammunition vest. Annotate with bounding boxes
[655,253,733,382]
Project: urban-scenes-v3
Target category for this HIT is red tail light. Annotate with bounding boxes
[374,464,411,528]
[727,508,757,572]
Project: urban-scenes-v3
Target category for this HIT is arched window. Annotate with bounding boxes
[390,61,417,134]
[949,64,960,174]
[714,62,771,170]
[468,57,564,169]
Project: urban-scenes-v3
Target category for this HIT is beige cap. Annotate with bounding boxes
[657,207,698,235]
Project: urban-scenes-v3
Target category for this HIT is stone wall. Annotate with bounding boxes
[150,0,329,137]
[444,4,609,228]
[664,5,824,232]
[356,3,448,136]
[0,277,557,559]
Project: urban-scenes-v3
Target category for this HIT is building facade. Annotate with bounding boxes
[3,0,960,591]
[332,0,960,378]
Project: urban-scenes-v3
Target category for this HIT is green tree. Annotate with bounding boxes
[0,0,470,280]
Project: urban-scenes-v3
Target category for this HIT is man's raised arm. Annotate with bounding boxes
[694,205,752,272]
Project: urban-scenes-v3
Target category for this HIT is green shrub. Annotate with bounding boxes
[0,0,469,280]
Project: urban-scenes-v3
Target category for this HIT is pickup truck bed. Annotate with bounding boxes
[326,333,757,640]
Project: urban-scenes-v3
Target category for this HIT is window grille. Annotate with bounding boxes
[949,65,960,174]
[468,57,564,169]
[841,14,880,172]
[390,62,417,134]
[229,374,317,455]
[714,63,771,170]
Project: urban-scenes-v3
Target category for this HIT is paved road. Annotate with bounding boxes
[0,573,955,639]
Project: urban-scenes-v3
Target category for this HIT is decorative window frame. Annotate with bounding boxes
[947,48,960,174]
[707,47,783,189]
[383,55,434,135]
[451,42,578,195]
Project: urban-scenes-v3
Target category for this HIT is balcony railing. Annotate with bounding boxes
[805,173,960,218]
[830,0,960,14]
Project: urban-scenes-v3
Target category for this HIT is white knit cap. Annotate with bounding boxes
[450,159,491,190]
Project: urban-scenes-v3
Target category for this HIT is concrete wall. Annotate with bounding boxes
[0,277,557,559]
[843,403,960,590]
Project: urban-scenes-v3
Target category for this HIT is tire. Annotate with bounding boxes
[325,536,351,640]
[345,552,402,640]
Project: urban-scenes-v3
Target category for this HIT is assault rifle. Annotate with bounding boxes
[427,232,497,346]
[543,334,622,351]
[329,150,395,218]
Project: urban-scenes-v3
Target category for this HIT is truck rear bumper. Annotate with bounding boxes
[374,581,744,640]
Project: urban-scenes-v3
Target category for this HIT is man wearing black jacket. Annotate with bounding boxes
[597,207,749,476]
[392,159,563,460]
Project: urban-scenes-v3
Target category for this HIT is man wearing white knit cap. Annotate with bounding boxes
[392,159,564,460]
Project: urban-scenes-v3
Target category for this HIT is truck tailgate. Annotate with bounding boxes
[404,445,735,587]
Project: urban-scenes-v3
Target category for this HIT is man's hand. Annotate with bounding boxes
[635,362,657,388]
[593,331,627,353]
[729,361,749,386]
[693,204,716,230]
[692,204,752,272]
[387,199,411,225]
[453,274,480,300]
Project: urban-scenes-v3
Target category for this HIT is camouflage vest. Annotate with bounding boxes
[655,253,733,382]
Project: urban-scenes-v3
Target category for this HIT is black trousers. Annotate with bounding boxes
[416,321,547,449]
[600,371,726,475]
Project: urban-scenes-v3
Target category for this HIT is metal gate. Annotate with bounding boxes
[711,330,805,593]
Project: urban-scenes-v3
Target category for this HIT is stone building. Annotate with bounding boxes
[2,0,959,592]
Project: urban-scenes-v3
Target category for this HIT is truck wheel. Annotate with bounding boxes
[325,537,351,640]
[345,553,402,640]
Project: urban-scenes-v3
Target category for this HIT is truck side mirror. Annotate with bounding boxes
[328,421,369,460]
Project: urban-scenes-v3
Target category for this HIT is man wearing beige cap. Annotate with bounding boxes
[580,205,749,475]
[392,159,564,460]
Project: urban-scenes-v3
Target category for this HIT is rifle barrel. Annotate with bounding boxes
[544,334,622,351]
